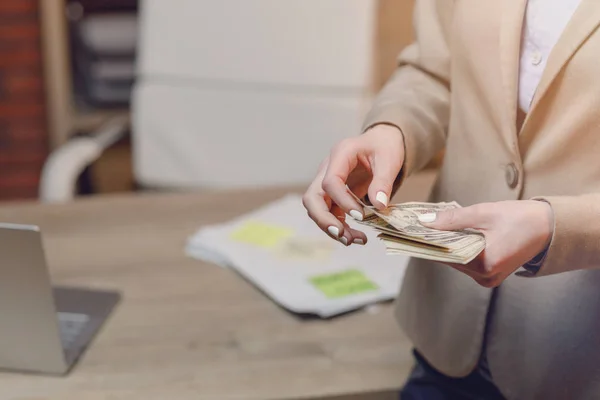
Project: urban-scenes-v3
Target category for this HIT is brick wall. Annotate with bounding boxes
[0,2,48,200]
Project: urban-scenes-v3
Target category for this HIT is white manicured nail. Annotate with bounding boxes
[349,210,363,221]
[418,213,437,223]
[353,238,365,245]
[328,226,341,238]
[376,191,388,207]
[340,236,348,245]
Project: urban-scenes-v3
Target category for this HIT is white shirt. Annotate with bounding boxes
[518,0,582,113]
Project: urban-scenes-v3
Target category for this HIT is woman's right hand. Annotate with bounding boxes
[302,124,406,246]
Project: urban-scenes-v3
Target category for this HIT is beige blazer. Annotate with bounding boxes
[363,0,600,398]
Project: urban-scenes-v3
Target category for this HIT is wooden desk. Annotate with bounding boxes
[0,172,436,400]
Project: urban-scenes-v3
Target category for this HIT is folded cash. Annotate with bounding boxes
[348,193,485,264]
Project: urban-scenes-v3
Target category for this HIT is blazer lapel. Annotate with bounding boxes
[526,0,600,120]
[499,0,527,149]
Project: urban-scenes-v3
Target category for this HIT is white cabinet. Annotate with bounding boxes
[133,0,381,188]
[138,0,375,88]
[133,83,367,188]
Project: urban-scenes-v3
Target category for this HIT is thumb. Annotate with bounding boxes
[367,157,401,210]
[418,206,485,231]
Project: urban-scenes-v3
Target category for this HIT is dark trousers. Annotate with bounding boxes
[400,350,506,400]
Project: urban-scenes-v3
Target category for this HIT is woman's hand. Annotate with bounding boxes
[302,124,405,246]
[418,200,555,287]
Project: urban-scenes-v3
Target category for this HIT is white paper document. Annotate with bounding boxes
[186,195,409,318]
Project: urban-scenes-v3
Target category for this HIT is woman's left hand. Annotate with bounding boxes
[418,200,554,287]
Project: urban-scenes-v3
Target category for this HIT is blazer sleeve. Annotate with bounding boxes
[529,194,600,276]
[362,0,454,182]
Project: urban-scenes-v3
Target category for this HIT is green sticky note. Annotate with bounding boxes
[309,269,378,299]
[230,221,293,248]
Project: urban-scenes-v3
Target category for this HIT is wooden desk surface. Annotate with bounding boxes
[0,172,436,400]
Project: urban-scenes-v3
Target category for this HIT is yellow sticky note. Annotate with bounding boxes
[309,269,378,299]
[230,221,294,248]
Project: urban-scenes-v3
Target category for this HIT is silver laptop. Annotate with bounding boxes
[0,223,120,375]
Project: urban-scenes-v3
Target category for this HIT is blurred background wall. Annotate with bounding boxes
[373,0,414,91]
[0,2,49,199]
[0,0,417,201]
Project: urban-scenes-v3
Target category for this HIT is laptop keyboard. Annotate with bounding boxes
[58,312,90,350]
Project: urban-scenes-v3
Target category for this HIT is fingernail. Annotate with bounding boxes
[418,213,437,223]
[328,226,341,238]
[340,236,348,245]
[376,191,388,207]
[349,210,363,221]
[353,238,365,245]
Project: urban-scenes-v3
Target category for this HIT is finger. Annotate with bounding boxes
[302,189,346,241]
[445,262,487,279]
[449,264,500,288]
[475,276,502,288]
[329,203,352,246]
[346,167,371,195]
[335,221,361,246]
[346,178,370,207]
[367,153,402,210]
[417,204,493,231]
[331,203,346,222]
[348,227,368,245]
[322,141,366,221]
[331,204,368,245]
[336,225,353,246]
[443,263,500,289]
[445,251,496,281]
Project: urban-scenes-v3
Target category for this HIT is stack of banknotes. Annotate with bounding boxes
[349,194,485,264]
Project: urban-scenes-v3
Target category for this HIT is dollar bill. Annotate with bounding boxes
[347,190,485,264]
